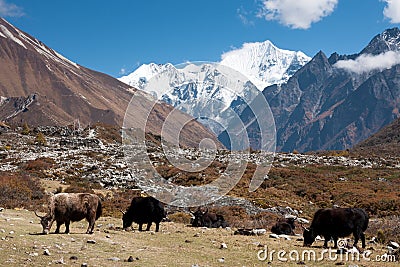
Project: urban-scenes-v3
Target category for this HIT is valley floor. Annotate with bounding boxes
[0,209,397,267]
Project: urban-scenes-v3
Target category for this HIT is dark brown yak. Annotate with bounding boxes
[35,193,102,234]
[303,208,369,248]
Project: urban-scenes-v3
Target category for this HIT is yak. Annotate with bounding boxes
[122,196,166,232]
[271,217,296,235]
[191,207,229,228]
[303,208,369,248]
[35,193,102,234]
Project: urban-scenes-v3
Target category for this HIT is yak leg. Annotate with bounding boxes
[360,232,366,248]
[323,236,330,248]
[146,222,152,231]
[65,221,70,234]
[138,224,143,231]
[155,222,160,232]
[332,236,338,248]
[353,227,364,248]
[86,216,95,234]
[55,221,62,234]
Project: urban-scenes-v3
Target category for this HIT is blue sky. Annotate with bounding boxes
[1,0,400,78]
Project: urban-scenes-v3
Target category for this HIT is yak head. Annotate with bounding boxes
[34,211,53,234]
[190,207,207,227]
[302,227,315,247]
[121,210,133,229]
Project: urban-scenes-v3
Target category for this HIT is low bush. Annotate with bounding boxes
[0,173,45,209]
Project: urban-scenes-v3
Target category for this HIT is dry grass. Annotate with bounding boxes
[0,209,397,267]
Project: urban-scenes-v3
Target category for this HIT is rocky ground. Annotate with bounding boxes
[0,126,399,266]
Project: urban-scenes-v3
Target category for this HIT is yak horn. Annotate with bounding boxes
[34,210,43,218]
[301,225,310,231]
[203,207,208,214]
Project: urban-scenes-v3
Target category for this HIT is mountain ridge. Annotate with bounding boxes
[0,18,222,148]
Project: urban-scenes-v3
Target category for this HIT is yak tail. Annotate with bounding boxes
[96,200,103,220]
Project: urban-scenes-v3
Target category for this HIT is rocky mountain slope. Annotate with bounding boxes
[248,27,400,152]
[0,18,221,148]
[352,117,400,157]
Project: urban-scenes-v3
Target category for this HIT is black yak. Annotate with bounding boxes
[303,208,369,248]
[191,207,229,228]
[271,217,296,235]
[122,196,166,232]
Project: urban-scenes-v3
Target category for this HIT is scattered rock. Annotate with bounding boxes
[69,256,78,260]
[126,256,139,262]
[220,242,227,249]
[389,241,400,249]
[252,229,267,236]
[87,240,96,244]
[217,257,225,263]
[234,228,266,236]
[53,257,65,264]
[81,263,88,267]
[106,235,111,238]
[108,257,120,261]
[269,233,280,239]
[0,207,3,212]
[29,252,38,257]
[43,249,51,256]
[185,240,192,243]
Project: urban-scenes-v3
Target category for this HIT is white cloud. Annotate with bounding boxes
[257,0,338,29]
[0,0,24,17]
[383,0,400,23]
[334,51,400,74]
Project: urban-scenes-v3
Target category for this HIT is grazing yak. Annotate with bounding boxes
[303,208,369,248]
[35,193,102,234]
[122,196,166,232]
[191,207,229,228]
[271,216,296,235]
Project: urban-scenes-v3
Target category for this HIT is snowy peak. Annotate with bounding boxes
[361,27,400,55]
[119,40,310,92]
[119,63,176,89]
[220,40,311,89]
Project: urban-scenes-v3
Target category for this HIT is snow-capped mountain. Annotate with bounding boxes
[119,63,177,90]
[220,40,310,89]
[119,40,310,91]
[118,40,309,139]
[132,62,260,137]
